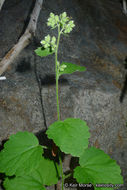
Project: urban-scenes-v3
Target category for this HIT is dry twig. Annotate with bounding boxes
[0,0,43,76]
[0,0,5,11]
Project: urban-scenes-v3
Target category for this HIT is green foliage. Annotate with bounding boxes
[4,175,46,190]
[36,157,60,185]
[74,147,123,190]
[4,157,60,190]
[0,11,124,190]
[0,132,43,176]
[58,62,86,76]
[35,47,54,57]
[46,118,90,157]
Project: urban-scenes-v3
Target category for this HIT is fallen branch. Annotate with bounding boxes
[122,0,127,15]
[0,0,43,76]
[0,0,5,11]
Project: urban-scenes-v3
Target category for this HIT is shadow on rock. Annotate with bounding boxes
[120,57,127,102]
[40,74,68,86]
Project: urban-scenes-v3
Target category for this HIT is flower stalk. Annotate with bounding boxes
[55,25,61,121]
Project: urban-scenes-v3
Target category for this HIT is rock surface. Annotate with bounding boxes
[0,0,127,189]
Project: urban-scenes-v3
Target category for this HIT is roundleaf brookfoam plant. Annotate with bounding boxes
[0,12,123,190]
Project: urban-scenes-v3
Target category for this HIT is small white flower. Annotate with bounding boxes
[61,64,67,69]
[59,64,67,71]
[40,40,45,45]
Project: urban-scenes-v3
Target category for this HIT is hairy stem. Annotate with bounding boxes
[55,26,65,190]
[52,26,61,158]
[59,152,64,190]
[55,25,61,121]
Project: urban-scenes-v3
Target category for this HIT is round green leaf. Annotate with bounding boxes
[46,118,90,157]
[0,131,43,176]
[59,62,86,76]
[36,156,60,185]
[34,47,54,57]
[4,157,60,190]
[4,176,46,190]
[74,147,123,190]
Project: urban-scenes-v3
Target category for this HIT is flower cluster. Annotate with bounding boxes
[59,64,67,72]
[63,20,75,33]
[47,13,59,28]
[40,12,75,51]
[47,12,75,34]
[40,35,56,51]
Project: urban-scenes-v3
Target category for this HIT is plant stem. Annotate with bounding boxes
[55,25,61,121]
[59,152,64,190]
[63,172,72,180]
[55,26,65,190]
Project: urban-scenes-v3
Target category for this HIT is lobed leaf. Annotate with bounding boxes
[0,131,43,176]
[59,62,86,76]
[36,156,60,185]
[34,47,54,57]
[74,147,123,190]
[4,157,60,190]
[46,118,90,157]
[4,177,46,190]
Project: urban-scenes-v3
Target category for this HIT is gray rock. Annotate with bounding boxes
[0,0,127,189]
